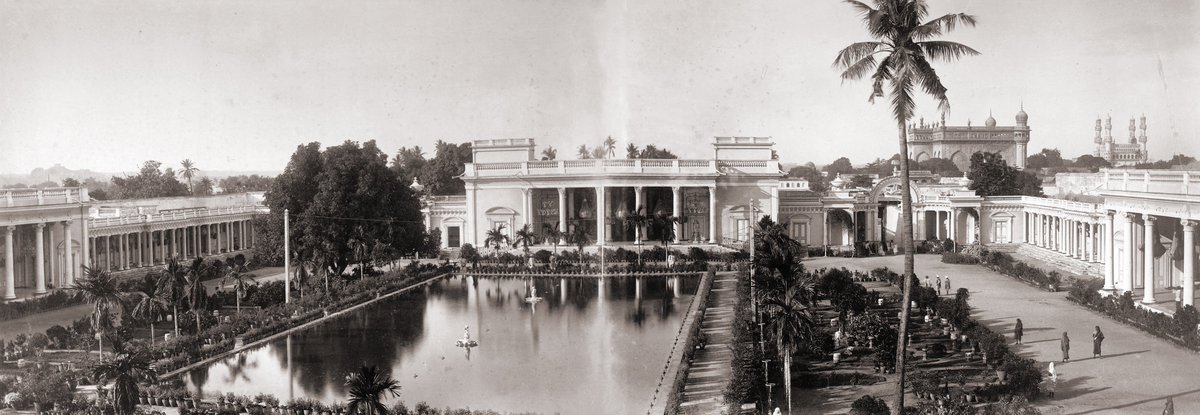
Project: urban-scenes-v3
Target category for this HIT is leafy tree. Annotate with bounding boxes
[834,1,979,412]
[91,339,156,415]
[787,165,830,192]
[390,146,427,185]
[540,146,557,161]
[421,228,442,258]
[420,140,472,196]
[968,152,1044,197]
[1025,148,1065,170]
[62,177,81,187]
[1072,154,1111,172]
[218,175,274,193]
[635,144,678,159]
[850,395,890,415]
[265,140,426,278]
[1133,154,1197,170]
[576,145,592,159]
[344,365,401,415]
[192,177,214,196]
[824,157,855,179]
[917,157,962,177]
[180,159,199,191]
[459,244,480,268]
[850,174,875,188]
[109,160,189,199]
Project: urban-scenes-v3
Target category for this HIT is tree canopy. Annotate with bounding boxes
[218,175,274,193]
[786,165,830,192]
[265,140,426,277]
[109,161,189,199]
[1025,148,1065,170]
[967,152,1044,197]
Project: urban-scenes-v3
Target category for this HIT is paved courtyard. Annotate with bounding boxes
[806,254,1198,415]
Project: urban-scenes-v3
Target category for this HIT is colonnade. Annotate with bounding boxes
[1100,213,1197,307]
[89,219,255,273]
[1023,211,1106,264]
[2,220,79,300]
[533,185,718,246]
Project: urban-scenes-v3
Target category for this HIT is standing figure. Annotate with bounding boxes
[945,276,951,291]
[1013,318,1024,344]
[1046,362,1059,398]
[925,276,931,288]
[936,275,943,295]
[1092,326,1105,358]
[1061,332,1071,362]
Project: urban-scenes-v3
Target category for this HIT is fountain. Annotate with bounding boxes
[456,325,479,348]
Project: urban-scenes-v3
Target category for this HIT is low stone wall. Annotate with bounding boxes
[650,270,715,414]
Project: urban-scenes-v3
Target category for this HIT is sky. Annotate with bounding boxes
[1,0,1197,175]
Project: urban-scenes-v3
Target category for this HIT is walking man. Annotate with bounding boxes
[1092,326,1105,358]
[1014,319,1024,344]
[1061,332,1071,362]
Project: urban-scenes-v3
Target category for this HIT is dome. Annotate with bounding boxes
[985,113,997,127]
[1015,107,1029,125]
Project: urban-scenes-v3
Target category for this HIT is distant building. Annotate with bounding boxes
[1094,115,1149,167]
[907,107,1031,171]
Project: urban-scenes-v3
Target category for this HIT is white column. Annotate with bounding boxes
[4,226,16,300]
[1184,220,1196,307]
[103,236,112,272]
[64,221,75,287]
[949,209,957,244]
[672,186,683,242]
[708,185,717,243]
[81,219,90,268]
[596,186,607,246]
[557,188,567,244]
[35,223,46,294]
[770,186,780,221]
[120,233,128,269]
[1104,214,1115,290]
[634,186,644,244]
[466,185,478,247]
[522,189,531,232]
[1143,214,1157,304]
[1121,214,1135,293]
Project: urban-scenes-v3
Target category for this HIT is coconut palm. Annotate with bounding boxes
[69,266,126,360]
[511,224,536,258]
[92,338,156,415]
[566,222,593,267]
[543,223,564,254]
[180,159,198,191]
[484,224,510,254]
[184,258,211,333]
[653,213,678,249]
[344,365,401,415]
[129,288,169,345]
[834,2,977,411]
[541,146,558,161]
[220,266,256,315]
[625,143,640,159]
[602,136,617,159]
[760,278,821,415]
[576,145,592,159]
[156,258,189,337]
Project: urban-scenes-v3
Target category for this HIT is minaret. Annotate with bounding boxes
[1104,115,1112,142]
[1094,117,1102,144]
[1128,118,1137,143]
[1139,115,1148,162]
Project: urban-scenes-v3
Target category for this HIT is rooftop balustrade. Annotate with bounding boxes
[89,205,259,228]
[1,187,88,208]
[1102,169,1200,196]
[463,159,780,178]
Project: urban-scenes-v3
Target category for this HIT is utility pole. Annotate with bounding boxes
[284,208,290,304]
[750,198,757,323]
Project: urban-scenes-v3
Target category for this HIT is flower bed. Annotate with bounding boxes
[940,248,1062,291]
[0,291,84,322]
[1067,278,1200,350]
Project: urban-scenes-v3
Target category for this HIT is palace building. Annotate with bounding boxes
[906,108,1031,170]
[1094,115,1149,167]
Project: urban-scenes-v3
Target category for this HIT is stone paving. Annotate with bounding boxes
[807,254,1200,415]
[678,272,739,414]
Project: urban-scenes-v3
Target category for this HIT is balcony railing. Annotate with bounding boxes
[986,195,1100,213]
[1102,169,1200,196]
[2,188,88,208]
[89,206,258,228]
[463,159,780,178]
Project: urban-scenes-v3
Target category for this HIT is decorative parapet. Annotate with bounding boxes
[89,205,259,232]
[463,159,779,178]
[1,187,89,208]
[1101,169,1200,196]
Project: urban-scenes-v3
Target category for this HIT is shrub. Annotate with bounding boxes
[849,395,889,415]
[998,357,1042,399]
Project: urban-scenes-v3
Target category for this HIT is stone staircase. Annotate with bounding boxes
[678,272,739,414]
[1010,243,1103,278]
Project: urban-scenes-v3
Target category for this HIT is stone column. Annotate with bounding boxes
[64,221,75,287]
[557,188,567,244]
[81,219,90,268]
[949,209,957,244]
[522,189,531,233]
[35,223,46,294]
[634,186,644,244]
[671,186,683,243]
[1143,214,1157,304]
[1121,213,1135,292]
[1104,214,1115,290]
[1184,220,1196,307]
[120,233,128,269]
[103,235,112,272]
[596,186,606,246]
[5,226,16,300]
[708,185,717,243]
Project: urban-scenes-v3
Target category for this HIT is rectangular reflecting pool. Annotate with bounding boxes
[184,274,700,414]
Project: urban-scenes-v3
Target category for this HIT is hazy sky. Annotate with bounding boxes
[1,0,1197,175]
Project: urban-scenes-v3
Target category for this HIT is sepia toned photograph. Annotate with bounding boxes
[0,1,1198,414]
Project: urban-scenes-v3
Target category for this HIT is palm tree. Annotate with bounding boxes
[220,265,256,315]
[566,222,593,267]
[69,266,126,360]
[511,224,536,258]
[541,146,558,161]
[129,288,169,345]
[156,258,188,337]
[180,159,198,191]
[653,213,678,250]
[760,276,820,415]
[543,223,564,254]
[92,338,156,415]
[602,136,617,159]
[834,1,978,412]
[344,365,401,415]
[484,224,510,254]
[625,143,639,159]
[576,145,592,159]
[184,258,211,333]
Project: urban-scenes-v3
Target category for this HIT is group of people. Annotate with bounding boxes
[1013,319,1106,399]
[924,274,952,295]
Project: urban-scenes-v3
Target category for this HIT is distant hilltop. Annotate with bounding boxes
[0,163,279,187]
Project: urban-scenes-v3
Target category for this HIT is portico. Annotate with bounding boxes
[0,188,91,301]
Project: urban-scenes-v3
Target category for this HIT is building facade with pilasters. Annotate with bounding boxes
[0,188,92,300]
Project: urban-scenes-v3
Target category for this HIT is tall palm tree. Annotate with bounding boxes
[576,145,592,159]
[834,1,978,412]
[156,258,189,337]
[541,146,558,161]
[566,222,593,267]
[511,224,536,258]
[602,136,617,159]
[484,224,510,254]
[180,159,198,191]
[220,265,256,315]
[760,278,820,415]
[129,288,169,345]
[92,338,156,415]
[70,266,126,360]
[184,258,211,333]
[625,143,639,159]
[344,365,401,415]
[624,206,652,264]
[542,223,564,255]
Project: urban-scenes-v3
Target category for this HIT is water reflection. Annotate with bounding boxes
[185,275,699,415]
